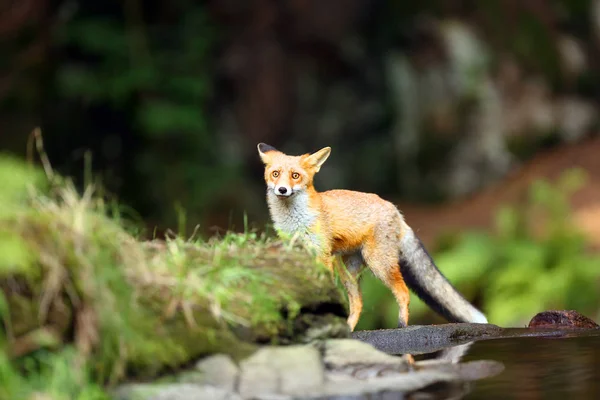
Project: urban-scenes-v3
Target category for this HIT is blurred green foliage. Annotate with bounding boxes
[0,154,107,399]
[356,168,600,330]
[46,3,241,229]
[57,13,211,132]
[0,349,109,400]
[0,154,48,216]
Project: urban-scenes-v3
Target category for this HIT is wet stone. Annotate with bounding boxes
[111,331,510,399]
[237,345,324,398]
[318,338,411,380]
[528,310,600,329]
[112,383,241,400]
[176,354,239,392]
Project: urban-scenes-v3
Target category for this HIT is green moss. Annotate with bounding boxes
[0,153,48,217]
[0,348,110,400]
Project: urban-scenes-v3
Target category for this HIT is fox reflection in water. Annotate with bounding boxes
[323,341,504,400]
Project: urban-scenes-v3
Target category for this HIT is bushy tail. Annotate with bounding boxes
[399,225,488,324]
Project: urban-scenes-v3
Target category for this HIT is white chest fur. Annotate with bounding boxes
[267,191,317,235]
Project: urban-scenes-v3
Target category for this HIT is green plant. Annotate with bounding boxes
[0,348,110,400]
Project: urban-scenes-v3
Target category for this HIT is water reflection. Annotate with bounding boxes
[322,341,504,399]
[335,327,600,400]
[464,331,600,400]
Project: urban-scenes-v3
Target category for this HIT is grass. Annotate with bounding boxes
[0,149,348,400]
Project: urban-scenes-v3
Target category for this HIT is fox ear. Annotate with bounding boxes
[304,146,331,172]
[257,143,277,164]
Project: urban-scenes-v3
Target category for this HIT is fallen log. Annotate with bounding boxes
[0,156,349,394]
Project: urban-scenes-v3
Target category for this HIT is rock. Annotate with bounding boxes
[320,338,407,367]
[528,310,600,329]
[315,338,504,397]
[318,338,410,379]
[177,354,239,392]
[112,383,241,400]
[315,339,408,377]
[113,331,511,399]
[351,323,503,355]
[112,383,161,400]
[321,368,458,398]
[237,345,324,398]
[415,359,505,381]
[556,97,597,143]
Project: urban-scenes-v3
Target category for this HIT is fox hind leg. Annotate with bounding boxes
[387,265,410,328]
[339,253,365,331]
[362,236,411,329]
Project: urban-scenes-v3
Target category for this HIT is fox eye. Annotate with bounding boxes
[291,172,300,180]
[272,171,280,178]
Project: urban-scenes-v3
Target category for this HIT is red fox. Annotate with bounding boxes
[257,143,488,331]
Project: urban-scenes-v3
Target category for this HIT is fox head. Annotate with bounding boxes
[257,143,331,198]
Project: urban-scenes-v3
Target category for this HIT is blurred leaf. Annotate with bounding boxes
[166,76,208,101]
[65,19,128,57]
[138,100,207,136]
[435,232,494,283]
[0,231,35,276]
[0,154,47,214]
[529,179,553,206]
[107,66,158,104]
[495,206,520,238]
[58,66,103,101]
[557,168,587,194]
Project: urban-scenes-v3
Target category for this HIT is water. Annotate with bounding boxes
[338,327,600,400]
[463,330,600,399]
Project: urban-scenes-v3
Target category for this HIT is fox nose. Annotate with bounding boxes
[278,187,288,194]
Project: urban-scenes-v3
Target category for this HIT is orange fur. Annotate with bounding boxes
[257,143,488,331]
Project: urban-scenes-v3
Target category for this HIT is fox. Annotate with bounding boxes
[257,143,488,331]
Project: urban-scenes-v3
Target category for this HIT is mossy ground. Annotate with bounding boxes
[0,153,348,400]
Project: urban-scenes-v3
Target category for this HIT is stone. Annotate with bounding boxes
[237,345,324,398]
[351,323,503,355]
[317,339,458,397]
[176,354,239,392]
[318,338,411,380]
[112,336,509,399]
[528,310,600,329]
[313,338,505,397]
[112,383,241,400]
[414,358,505,381]
[320,339,408,368]
[321,369,459,397]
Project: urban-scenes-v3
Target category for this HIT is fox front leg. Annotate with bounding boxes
[339,253,365,331]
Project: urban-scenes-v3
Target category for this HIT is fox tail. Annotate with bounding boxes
[399,224,488,324]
